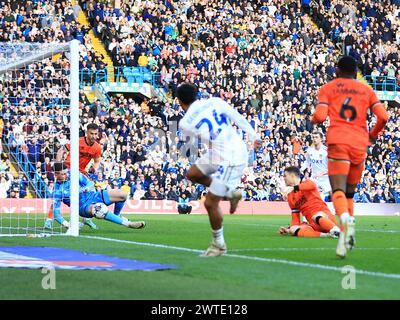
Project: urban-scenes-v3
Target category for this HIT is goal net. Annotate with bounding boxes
[0,41,80,237]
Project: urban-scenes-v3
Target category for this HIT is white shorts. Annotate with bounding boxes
[316,175,332,195]
[195,154,246,198]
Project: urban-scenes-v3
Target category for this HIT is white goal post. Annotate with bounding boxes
[0,40,80,237]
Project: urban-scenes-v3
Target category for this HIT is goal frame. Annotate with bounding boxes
[0,40,80,237]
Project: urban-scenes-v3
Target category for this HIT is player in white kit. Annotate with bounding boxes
[301,131,332,201]
[176,84,261,257]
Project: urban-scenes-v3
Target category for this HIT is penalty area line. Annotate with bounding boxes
[80,235,400,280]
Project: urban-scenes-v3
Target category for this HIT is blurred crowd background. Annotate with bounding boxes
[0,0,399,203]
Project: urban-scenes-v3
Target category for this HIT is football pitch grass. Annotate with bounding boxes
[0,214,399,300]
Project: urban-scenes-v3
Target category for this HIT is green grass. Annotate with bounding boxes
[0,214,400,300]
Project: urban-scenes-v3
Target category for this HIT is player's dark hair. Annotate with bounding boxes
[176,83,198,105]
[337,56,357,74]
[87,123,99,131]
[312,131,324,139]
[53,162,68,172]
[284,166,301,177]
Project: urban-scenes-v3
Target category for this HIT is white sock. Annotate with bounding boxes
[212,227,225,247]
[61,220,70,228]
[348,216,356,224]
[330,226,340,234]
[122,217,130,227]
[320,233,329,238]
[340,212,350,225]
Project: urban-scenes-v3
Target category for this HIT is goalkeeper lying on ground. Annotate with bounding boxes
[45,162,145,231]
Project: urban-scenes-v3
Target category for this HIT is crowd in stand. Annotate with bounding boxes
[0,0,399,203]
[0,0,106,82]
[311,0,400,86]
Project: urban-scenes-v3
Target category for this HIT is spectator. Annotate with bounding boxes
[373,187,387,203]
[142,184,162,200]
[167,185,179,201]
[177,193,192,214]
[0,0,398,204]
[354,188,371,203]
[138,52,149,69]
[121,180,131,198]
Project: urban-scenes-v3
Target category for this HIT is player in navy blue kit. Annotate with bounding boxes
[51,162,145,230]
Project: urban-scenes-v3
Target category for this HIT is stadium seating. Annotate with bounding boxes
[0,0,399,203]
[310,0,400,81]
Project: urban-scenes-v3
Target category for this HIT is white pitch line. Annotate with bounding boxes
[121,216,400,233]
[81,235,203,253]
[229,247,400,252]
[357,229,400,234]
[80,235,400,280]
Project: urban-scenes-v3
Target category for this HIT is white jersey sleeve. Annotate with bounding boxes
[222,100,259,142]
[178,98,253,165]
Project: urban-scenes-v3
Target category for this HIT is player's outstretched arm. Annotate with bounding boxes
[278,226,290,235]
[92,157,101,173]
[312,85,329,124]
[369,103,389,141]
[223,101,260,143]
[312,105,328,124]
[91,145,103,173]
